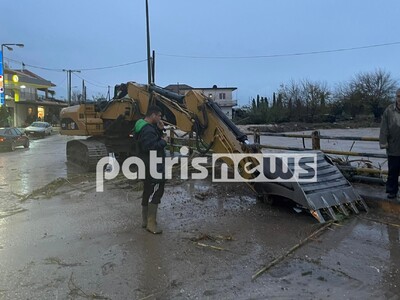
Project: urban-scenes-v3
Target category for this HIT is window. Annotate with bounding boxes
[14,128,23,135]
[38,106,45,120]
[219,93,226,99]
[21,87,36,101]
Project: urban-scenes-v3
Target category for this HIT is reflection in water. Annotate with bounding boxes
[0,135,70,218]
[138,235,168,298]
[385,224,400,297]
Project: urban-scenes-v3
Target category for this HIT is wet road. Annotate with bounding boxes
[0,133,76,218]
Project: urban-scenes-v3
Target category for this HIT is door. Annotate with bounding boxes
[10,128,23,147]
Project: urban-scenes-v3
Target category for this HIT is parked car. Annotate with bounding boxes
[25,121,53,137]
[0,127,30,151]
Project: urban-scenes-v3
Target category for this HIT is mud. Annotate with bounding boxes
[0,174,399,299]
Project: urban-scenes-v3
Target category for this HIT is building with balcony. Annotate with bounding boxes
[165,84,238,119]
[3,68,66,126]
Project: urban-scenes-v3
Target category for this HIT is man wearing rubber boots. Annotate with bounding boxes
[379,88,400,200]
[133,105,167,234]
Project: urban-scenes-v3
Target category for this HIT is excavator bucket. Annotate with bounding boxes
[254,151,368,223]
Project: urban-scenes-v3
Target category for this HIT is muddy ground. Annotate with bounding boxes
[0,173,399,300]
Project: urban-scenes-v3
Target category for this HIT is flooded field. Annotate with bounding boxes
[253,127,386,168]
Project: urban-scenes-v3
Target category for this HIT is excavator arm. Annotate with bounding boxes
[133,83,262,184]
[129,82,369,222]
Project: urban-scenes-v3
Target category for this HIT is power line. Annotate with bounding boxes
[3,57,147,72]
[79,59,147,71]
[5,57,64,71]
[72,72,109,88]
[54,76,67,87]
[4,40,399,78]
[158,41,400,60]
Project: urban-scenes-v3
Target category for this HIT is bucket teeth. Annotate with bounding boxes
[321,196,337,221]
[358,199,369,212]
[311,209,326,223]
[349,202,360,214]
[343,192,359,214]
[332,194,349,216]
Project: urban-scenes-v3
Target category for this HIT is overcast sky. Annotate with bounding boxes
[2,0,400,105]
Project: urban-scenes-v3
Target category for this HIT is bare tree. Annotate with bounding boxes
[277,80,303,120]
[71,90,82,104]
[92,93,108,102]
[301,79,330,122]
[277,79,331,122]
[352,69,397,121]
[334,81,364,118]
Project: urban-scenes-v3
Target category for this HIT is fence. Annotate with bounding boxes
[166,128,388,180]
[253,129,387,180]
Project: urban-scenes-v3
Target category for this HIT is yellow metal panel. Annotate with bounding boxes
[14,90,20,102]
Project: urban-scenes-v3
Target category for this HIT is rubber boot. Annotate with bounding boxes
[146,203,162,234]
[141,206,148,228]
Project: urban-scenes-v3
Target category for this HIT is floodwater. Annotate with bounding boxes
[0,134,78,219]
[255,127,387,169]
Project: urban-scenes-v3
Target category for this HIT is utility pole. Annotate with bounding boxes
[152,50,155,84]
[107,85,111,101]
[81,79,86,103]
[145,0,152,85]
[62,69,81,106]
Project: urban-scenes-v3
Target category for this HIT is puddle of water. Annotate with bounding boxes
[290,218,400,298]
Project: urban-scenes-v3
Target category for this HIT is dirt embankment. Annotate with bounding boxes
[238,120,381,133]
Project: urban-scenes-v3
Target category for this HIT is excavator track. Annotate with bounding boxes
[66,139,108,171]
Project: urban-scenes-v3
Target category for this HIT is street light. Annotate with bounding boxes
[1,43,24,106]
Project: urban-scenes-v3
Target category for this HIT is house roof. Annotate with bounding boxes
[5,68,56,88]
[164,84,193,93]
[165,83,236,92]
[194,84,237,91]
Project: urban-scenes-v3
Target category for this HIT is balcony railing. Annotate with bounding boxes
[214,99,238,107]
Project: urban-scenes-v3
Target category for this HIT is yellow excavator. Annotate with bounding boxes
[60,82,368,223]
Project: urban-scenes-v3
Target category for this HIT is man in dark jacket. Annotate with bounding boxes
[379,88,400,200]
[133,105,167,234]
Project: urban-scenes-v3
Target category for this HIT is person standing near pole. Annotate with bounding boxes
[379,88,400,199]
[133,105,167,234]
